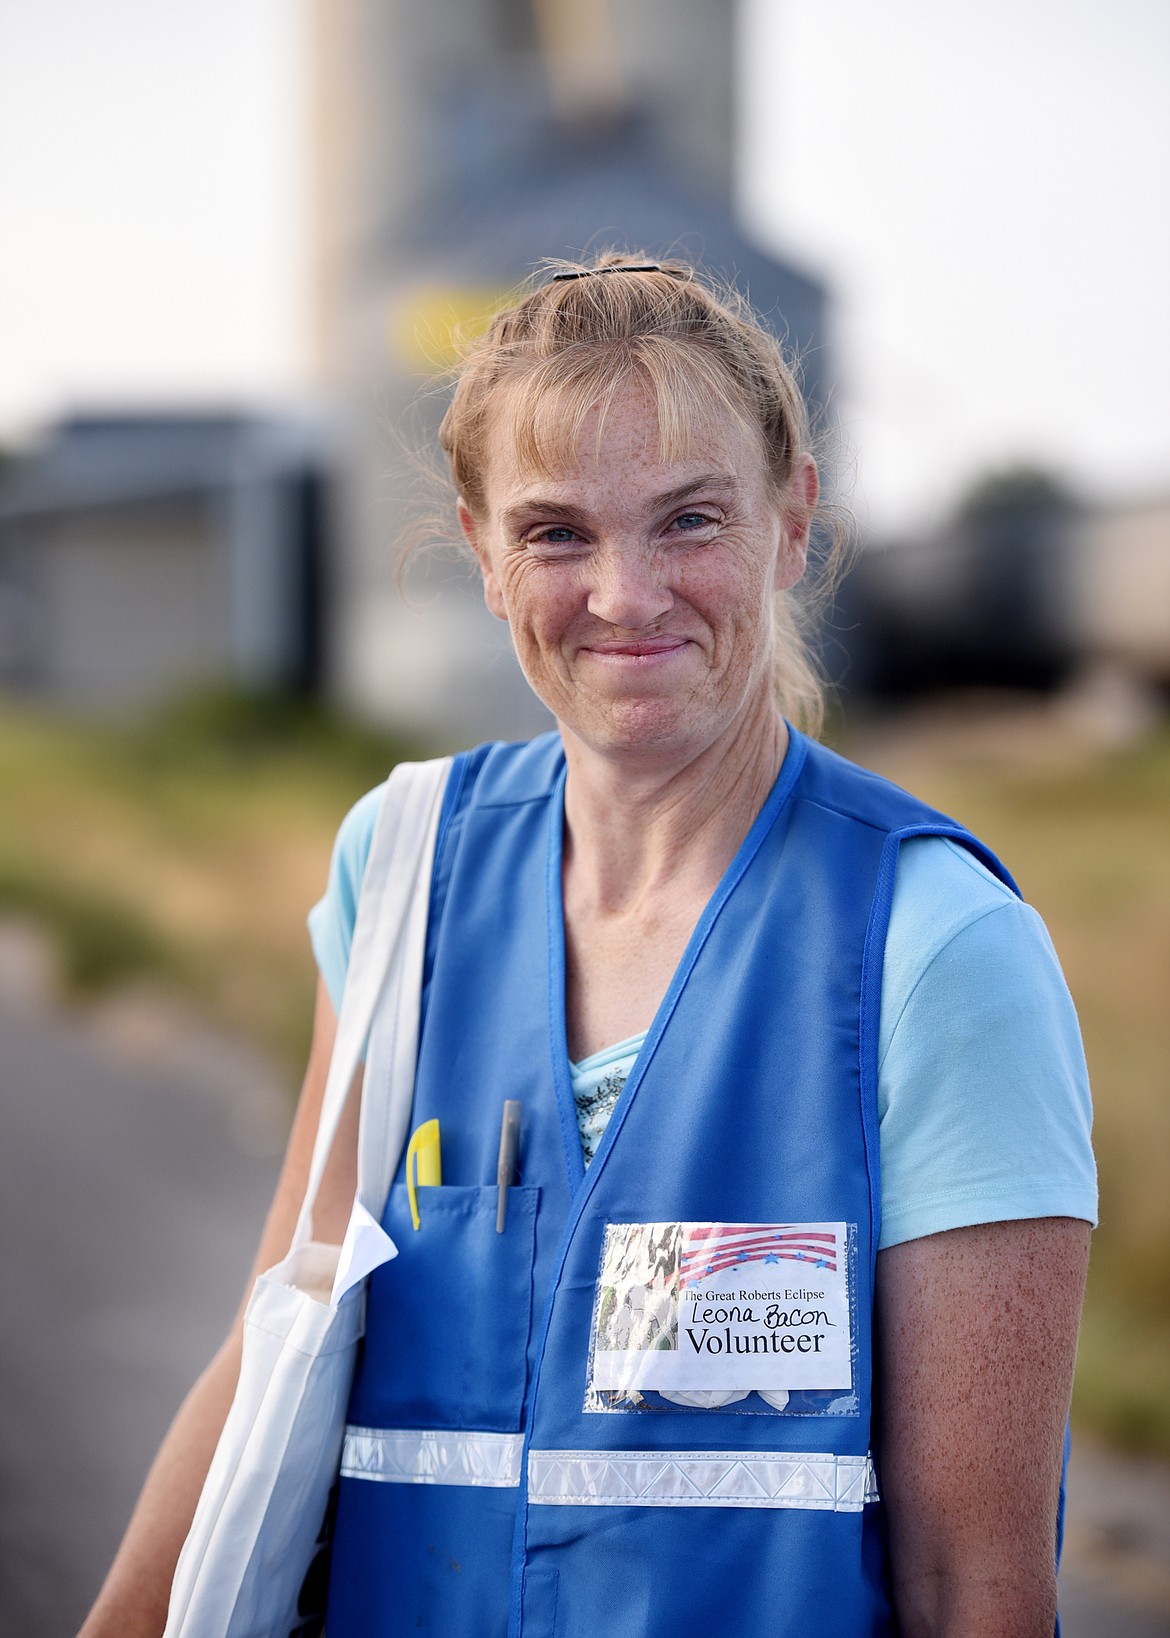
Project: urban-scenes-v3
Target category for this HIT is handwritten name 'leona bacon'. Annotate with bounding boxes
[686,1301,833,1329]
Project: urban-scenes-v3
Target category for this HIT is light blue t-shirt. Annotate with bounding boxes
[308,786,1097,1250]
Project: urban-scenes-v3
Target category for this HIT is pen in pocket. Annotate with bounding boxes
[496,1101,521,1232]
[405,1118,441,1230]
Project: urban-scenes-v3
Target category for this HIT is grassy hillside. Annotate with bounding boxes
[0,691,429,1075]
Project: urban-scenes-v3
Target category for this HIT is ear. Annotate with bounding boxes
[774,456,819,592]
[458,497,508,622]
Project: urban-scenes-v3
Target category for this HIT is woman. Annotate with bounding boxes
[82,257,1096,1636]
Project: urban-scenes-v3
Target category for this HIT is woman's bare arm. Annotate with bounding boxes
[78,978,360,1638]
[877,1216,1091,1638]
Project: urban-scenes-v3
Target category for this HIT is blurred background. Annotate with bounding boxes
[1,1,1168,1632]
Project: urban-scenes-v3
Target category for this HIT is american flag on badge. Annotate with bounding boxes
[679,1223,839,1285]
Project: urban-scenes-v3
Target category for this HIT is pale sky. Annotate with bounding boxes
[740,0,1170,529]
[0,0,310,428]
[1,0,1167,534]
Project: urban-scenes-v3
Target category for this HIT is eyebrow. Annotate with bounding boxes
[500,473,745,530]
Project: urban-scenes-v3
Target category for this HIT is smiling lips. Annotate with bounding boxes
[582,636,690,660]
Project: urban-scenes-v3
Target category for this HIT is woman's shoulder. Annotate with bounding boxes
[878,834,1096,1246]
[331,732,560,876]
[332,781,388,885]
[795,735,960,830]
[308,735,564,1010]
[794,735,1021,898]
[883,832,1051,1037]
[891,832,1019,935]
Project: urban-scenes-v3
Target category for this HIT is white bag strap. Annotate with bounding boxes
[292,756,451,1252]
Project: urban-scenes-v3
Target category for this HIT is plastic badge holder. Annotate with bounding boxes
[584,1220,860,1417]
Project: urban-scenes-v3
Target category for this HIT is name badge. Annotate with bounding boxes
[590,1221,852,1394]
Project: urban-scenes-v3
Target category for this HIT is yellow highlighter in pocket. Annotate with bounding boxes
[405,1119,442,1230]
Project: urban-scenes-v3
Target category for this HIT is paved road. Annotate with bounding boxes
[1,969,1167,1635]
[1061,1437,1170,1636]
[0,983,282,1637]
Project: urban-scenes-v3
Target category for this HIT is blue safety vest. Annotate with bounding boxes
[325,729,1023,1636]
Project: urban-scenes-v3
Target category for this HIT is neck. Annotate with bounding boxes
[560,698,789,914]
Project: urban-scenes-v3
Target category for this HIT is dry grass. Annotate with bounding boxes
[0,692,427,1074]
[846,697,1170,1455]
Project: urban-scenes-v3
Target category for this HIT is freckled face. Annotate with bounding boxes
[460,378,809,762]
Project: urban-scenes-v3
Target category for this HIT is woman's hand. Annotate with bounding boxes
[78,978,358,1638]
[876,1216,1090,1637]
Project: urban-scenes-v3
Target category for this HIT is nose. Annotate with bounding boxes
[586,544,674,630]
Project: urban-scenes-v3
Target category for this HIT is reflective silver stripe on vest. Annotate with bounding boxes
[527,1449,878,1511]
[342,1428,878,1511]
[342,1426,524,1487]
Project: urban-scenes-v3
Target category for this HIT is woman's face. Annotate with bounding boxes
[459,376,815,765]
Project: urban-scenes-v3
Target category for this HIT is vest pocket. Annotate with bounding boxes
[359,1183,539,1432]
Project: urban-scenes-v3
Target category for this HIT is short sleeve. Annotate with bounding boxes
[307,783,386,1015]
[877,837,1097,1250]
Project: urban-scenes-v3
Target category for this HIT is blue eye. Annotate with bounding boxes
[533,526,579,544]
[674,511,713,531]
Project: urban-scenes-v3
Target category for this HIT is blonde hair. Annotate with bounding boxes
[438,252,845,736]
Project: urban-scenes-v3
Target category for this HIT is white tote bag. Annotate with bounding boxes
[164,756,452,1638]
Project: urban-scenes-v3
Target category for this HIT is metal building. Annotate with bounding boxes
[0,413,331,708]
